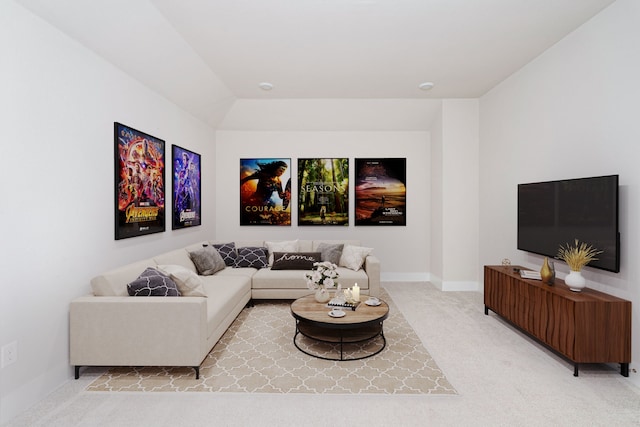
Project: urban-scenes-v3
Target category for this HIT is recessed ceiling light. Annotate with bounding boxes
[258,82,274,91]
[418,82,435,91]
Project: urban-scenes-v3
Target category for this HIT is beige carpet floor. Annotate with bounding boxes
[87,290,456,395]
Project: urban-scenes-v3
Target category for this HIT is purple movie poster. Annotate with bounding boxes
[172,145,201,229]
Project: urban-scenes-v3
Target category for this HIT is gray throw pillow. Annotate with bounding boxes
[316,243,344,264]
[127,268,180,297]
[271,252,321,270]
[189,246,226,276]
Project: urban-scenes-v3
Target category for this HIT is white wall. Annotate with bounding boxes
[479,0,640,385]
[215,129,430,280]
[429,100,481,291]
[0,3,217,423]
[441,100,480,290]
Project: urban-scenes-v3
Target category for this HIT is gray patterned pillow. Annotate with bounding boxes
[127,268,180,296]
[316,243,344,264]
[234,247,268,269]
[213,242,238,266]
[189,246,226,276]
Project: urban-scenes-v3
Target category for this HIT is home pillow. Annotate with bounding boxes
[189,246,226,276]
[156,264,207,297]
[339,245,373,271]
[316,243,344,265]
[271,252,321,270]
[265,240,299,265]
[234,246,268,269]
[213,242,238,266]
[127,267,180,297]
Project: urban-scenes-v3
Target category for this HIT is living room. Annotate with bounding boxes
[2,0,639,425]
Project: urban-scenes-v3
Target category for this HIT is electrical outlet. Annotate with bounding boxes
[1,341,18,368]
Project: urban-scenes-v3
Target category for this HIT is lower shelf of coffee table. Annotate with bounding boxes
[297,322,382,343]
[293,320,386,361]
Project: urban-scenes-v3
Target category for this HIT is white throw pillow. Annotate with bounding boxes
[339,245,373,271]
[156,264,207,297]
[265,240,299,265]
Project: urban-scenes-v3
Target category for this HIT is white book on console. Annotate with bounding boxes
[520,270,542,280]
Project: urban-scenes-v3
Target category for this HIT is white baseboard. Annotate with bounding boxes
[387,272,479,292]
[440,280,480,292]
[381,272,430,282]
[0,364,70,424]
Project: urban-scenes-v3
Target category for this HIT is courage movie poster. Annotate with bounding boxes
[298,158,349,226]
[114,122,166,240]
[240,158,292,225]
[355,158,406,226]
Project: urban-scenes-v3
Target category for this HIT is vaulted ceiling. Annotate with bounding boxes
[17,0,615,127]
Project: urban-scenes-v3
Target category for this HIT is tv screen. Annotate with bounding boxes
[517,175,619,273]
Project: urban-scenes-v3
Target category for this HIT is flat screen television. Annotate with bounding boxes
[517,175,620,273]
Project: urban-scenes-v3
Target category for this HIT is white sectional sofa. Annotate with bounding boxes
[70,239,380,379]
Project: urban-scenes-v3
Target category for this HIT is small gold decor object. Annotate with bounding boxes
[540,257,554,285]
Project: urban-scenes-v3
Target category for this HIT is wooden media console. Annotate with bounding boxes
[484,265,631,377]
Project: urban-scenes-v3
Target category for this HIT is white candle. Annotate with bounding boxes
[352,283,360,301]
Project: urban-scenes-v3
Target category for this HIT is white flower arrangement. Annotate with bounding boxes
[304,261,339,290]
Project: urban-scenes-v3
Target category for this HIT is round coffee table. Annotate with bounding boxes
[290,294,389,361]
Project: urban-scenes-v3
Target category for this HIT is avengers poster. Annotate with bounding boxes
[298,158,349,226]
[240,158,291,225]
[172,145,201,229]
[355,158,406,226]
[114,122,165,239]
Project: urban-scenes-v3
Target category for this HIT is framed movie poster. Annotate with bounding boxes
[355,158,406,226]
[172,145,201,229]
[114,122,166,239]
[298,158,349,226]
[240,158,291,225]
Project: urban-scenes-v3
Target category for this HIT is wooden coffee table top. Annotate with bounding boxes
[290,294,389,328]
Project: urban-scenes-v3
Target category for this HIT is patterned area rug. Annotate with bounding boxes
[87,289,456,395]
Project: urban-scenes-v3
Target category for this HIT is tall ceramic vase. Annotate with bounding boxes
[565,270,586,292]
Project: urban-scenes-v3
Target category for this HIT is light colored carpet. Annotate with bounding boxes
[87,290,456,395]
[8,283,640,427]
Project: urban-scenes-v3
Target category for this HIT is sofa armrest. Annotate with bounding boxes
[70,295,208,368]
[364,255,381,297]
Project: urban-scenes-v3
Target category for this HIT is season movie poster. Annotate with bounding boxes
[298,158,349,226]
[114,122,165,240]
[355,158,406,226]
[172,145,201,229]
[240,158,291,225]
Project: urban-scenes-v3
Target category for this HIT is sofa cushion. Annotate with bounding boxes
[126,268,180,296]
[213,242,237,266]
[339,245,373,271]
[91,258,156,296]
[200,275,251,338]
[251,267,368,290]
[214,267,257,278]
[152,248,197,273]
[156,264,207,297]
[234,247,268,269]
[271,252,320,270]
[189,246,226,276]
[316,243,344,264]
[265,240,299,265]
